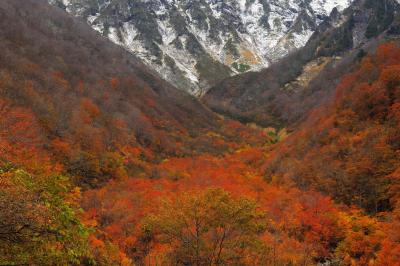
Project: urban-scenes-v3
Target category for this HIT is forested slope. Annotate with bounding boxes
[1,0,400,265]
[0,0,265,188]
[265,42,400,214]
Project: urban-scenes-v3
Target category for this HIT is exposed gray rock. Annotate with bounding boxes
[49,0,351,95]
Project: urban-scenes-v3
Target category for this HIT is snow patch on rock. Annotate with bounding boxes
[49,0,352,95]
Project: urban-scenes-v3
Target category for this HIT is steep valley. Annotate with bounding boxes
[1,0,400,265]
[204,0,400,128]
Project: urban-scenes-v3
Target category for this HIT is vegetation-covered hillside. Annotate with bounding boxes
[0,0,267,188]
[1,0,399,265]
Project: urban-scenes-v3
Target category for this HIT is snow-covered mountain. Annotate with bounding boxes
[49,0,351,95]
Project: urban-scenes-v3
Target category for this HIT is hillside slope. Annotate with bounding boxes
[262,40,400,217]
[0,0,264,187]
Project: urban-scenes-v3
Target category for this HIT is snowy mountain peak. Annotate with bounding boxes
[50,0,351,95]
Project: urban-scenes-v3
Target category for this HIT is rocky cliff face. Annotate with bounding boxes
[49,0,350,95]
[203,0,400,127]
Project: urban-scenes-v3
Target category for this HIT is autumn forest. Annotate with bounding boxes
[1,0,400,265]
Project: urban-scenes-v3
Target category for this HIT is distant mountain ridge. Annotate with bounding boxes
[49,0,350,95]
[203,0,400,128]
